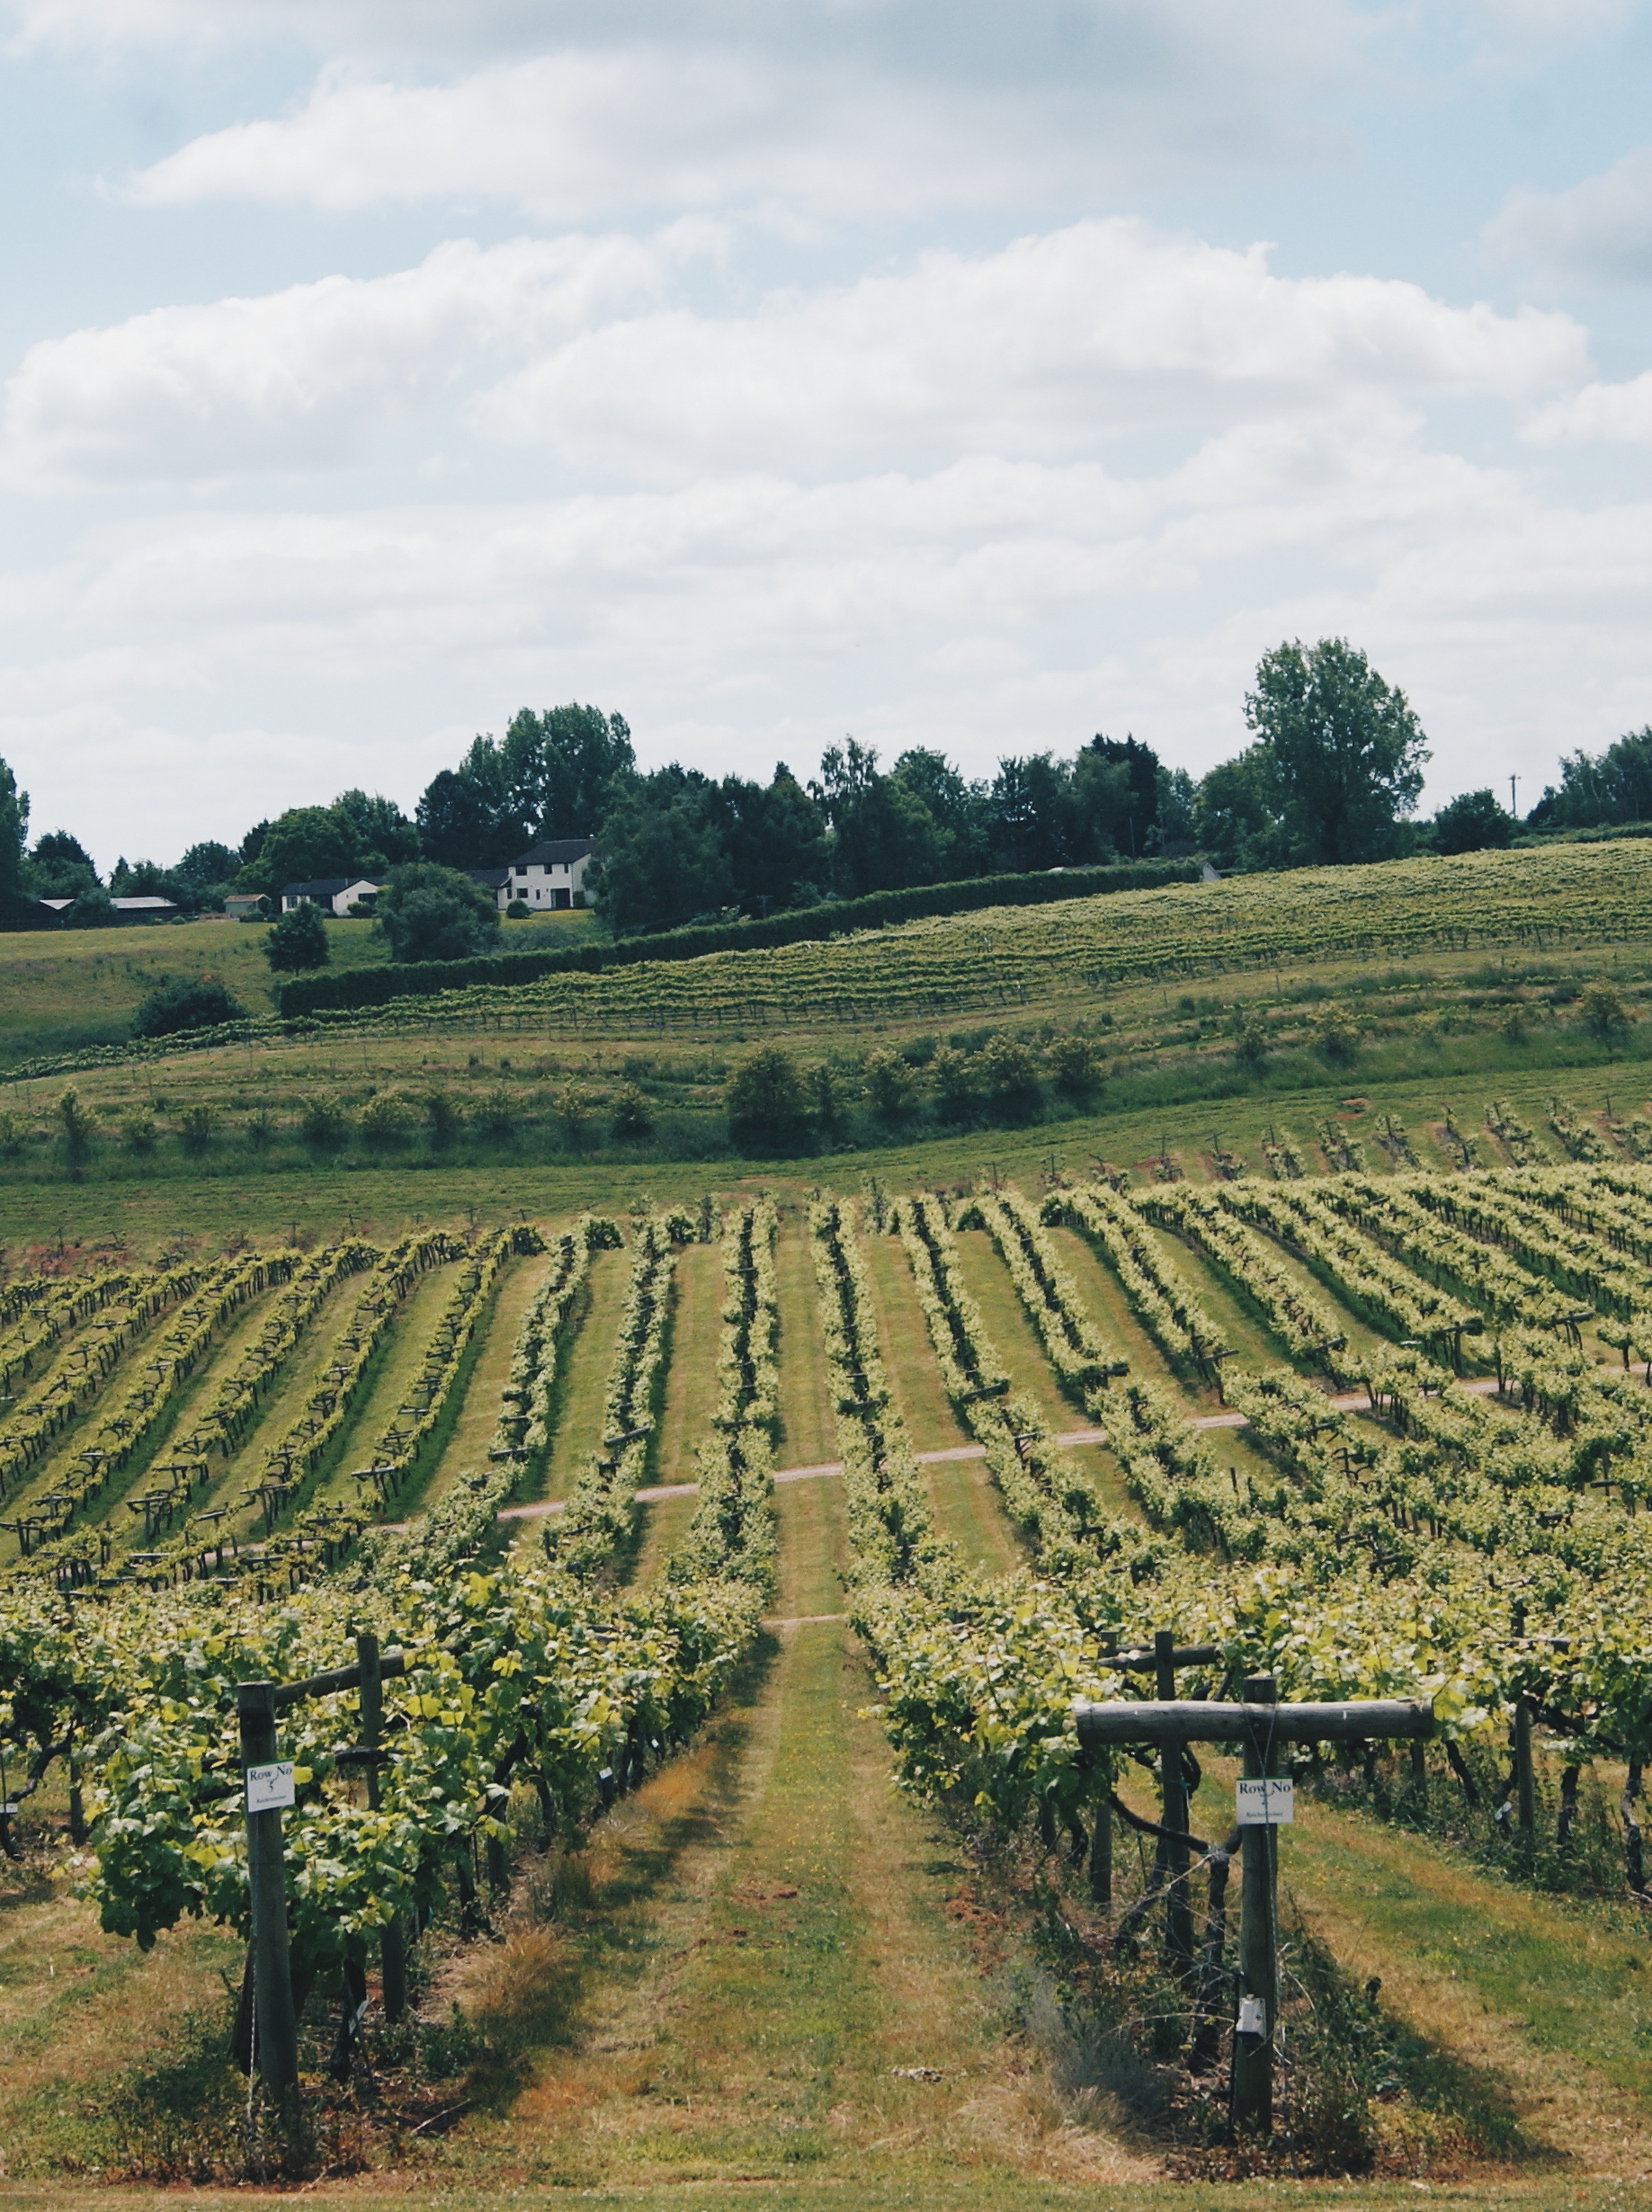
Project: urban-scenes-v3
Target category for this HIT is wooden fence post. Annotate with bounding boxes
[356,1633,406,2021]
[237,1681,300,2107]
[1514,1696,1535,1839]
[1232,1672,1280,2136]
[1156,1629,1193,1978]
[1088,1749,1112,1905]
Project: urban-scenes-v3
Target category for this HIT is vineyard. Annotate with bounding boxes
[8,1143,1652,2192]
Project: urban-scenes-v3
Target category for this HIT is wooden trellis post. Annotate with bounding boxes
[237,1645,410,2104]
[1074,1681,1433,2135]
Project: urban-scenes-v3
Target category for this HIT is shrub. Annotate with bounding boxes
[131,976,248,1039]
[121,1110,157,1155]
[556,1084,596,1146]
[0,1110,25,1157]
[177,1104,215,1155]
[300,1098,348,1150]
[424,1090,460,1149]
[376,861,502,964]
[506,898,531,919]
[1233,1012,1270,1072]
[1579,979,1633,1040]
[359,1091,415,1148]
[610,1083,653,1139]
[979,1032,1040,1115]
[244,1109,275,1150]
[474,1085,515,1139]
[930,1045,978,1123]
[1046,1031,1101,1099]
[727,1045,809,1151]
[1314,1004,1362,1064]
[263,902,330,974]
[808,1061,848,1139]
[862,1046,917,1120]
[58,1086,94,1170]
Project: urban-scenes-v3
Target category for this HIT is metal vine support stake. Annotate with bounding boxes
[1073,1679,1433,2136]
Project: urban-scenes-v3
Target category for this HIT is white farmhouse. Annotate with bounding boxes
[280,876,384,915]
[500,838,594,911]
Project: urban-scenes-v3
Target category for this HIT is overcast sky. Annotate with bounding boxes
[3,1,1652,865]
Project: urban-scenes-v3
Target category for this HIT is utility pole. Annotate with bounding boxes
[1510,773,1519,823]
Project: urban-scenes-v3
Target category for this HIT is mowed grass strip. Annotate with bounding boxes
[411,1244,551,1507]
[300,1255,467,1518]
[857,1231,971,1454]
[773,1213,835,1471]
[0,1859,244,2176]
[536,1243,631,1503]
[483,1470,1091,2190]
[648,1240,724,1490]
[949,1224,1075,1432]
[919,1455,1025,1578]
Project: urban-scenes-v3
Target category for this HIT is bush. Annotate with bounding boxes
[474,1086,515,1139]
[930,1045,978,1123]
[244,1109,275,1150]
[130,976,247,1039]
[556,1084,596,1146]
[376,861,502,964]
[121,1110,157,1154]
[506,898,531,919]
[979,1032,1040,1116]
[272,857,1199,1019]
[359,1091,415,1148]
[58,1086,94,1170]
[1314,1004,1362,1064]
[862,1046,917,1120]
[424,1090,460,1149]
[1233,1012,1270,1072]
[1579,979,1633,1040]
[300,1098,348,1150]
[176,1104,214,1155]
[808,1061,848,1139]
[610,1083,653,1139]
[727,1045,809,1151]
[263,902,330,974]
[1046,1031,1101,1099]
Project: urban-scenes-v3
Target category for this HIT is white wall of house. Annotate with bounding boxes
[501,850,593,910]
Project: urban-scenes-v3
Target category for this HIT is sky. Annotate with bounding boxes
[3,3,1652,866]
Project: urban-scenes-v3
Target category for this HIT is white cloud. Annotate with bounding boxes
[4,218,1585,491]
[116,9,1363,223]
[0,230,701,484]
[1487,147,1652,283]
[1523,369,1652,442]
[468,220,1588,475]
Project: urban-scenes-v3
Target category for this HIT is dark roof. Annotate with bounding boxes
[281,877,379,897]
[510,839,594,867]
[466,867,511,889]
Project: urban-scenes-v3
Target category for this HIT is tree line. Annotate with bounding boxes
[3,638,1648,941]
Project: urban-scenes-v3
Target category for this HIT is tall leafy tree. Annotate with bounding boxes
[1530,727,1652,830]
[889,750,990,877]
[1433,788,1514,854]
[592,769,734,934]
[815,740,945,896]
[1246,637,1429,866]
[1194,745,1288,871]
[715,764,830,910]
[0,758,30,920]
[330,789,420,873]
[376,862,502,963]
[28,828,98,899]
[499,704,634,838]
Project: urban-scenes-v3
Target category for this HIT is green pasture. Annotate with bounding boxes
[0,906,596,1066]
